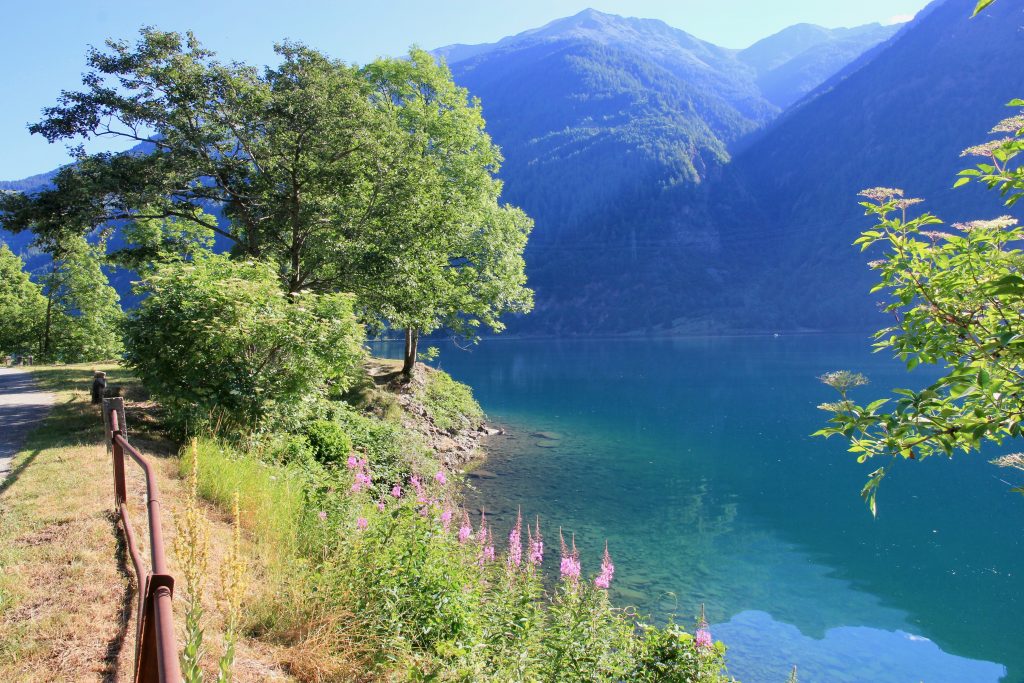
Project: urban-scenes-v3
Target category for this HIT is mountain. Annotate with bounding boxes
[1,9,907,334]
[738,23,901,109]
[717,0,1024,333]
[434,9,897,333]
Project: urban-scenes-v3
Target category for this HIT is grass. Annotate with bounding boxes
[419,368,484,433]
[0,363,294,682]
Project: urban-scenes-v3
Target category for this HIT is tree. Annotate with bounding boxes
[0,243,46,356]
[107,207,215,272]
[357,49,533,375]
[816,101,1024,513]
[0,33,533,376]
[123,253,366,435]
[0,30,396,295]
[36,234,123,362]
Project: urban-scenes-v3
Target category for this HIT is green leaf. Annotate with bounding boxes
[972,0,997,17]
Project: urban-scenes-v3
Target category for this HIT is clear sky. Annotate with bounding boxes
[0,0,930,180]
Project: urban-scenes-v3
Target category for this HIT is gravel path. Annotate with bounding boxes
[0,368,55,480]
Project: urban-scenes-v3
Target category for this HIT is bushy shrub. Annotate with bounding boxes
[421,369,484,432]
[333,403,420,489]
[304,420,352,466]
[124,254,365,436]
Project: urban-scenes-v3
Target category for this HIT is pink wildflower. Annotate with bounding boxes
[441,508,453,532]
[594,542,614,590]
[377,500,386,512]
[695,628,713,648]
[391,484,402,498]
[479,528,496,566]
[435,470,447,485]
[346,455,359,469]
[559,529,581,583]
[507,507,523,569]
[527,516,544,567]
[477,510,489,545]
[356,517,368,530]
[458,510,473,544]
[318,510,327,522]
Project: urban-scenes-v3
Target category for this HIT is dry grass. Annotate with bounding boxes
[0,363,295,682]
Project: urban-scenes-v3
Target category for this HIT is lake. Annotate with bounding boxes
[377,335,1023,682]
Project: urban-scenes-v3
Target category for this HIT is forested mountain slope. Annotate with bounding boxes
[435,9,897,333]
[717,0,1024,333]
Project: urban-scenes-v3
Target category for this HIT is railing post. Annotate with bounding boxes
[103,397,128,508]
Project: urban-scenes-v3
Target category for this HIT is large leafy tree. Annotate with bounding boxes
[37,234,123,362]
[0,32,532,376]
[0,30,397,294]
[0,243,46,357]
[358,49,533,374]
[817,100,1024,513]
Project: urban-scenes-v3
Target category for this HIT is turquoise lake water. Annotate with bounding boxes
[377,335,1023,682]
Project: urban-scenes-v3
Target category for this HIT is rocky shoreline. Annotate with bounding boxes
[368,360,504,471]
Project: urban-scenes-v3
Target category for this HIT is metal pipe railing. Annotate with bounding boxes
[103,397,181,683]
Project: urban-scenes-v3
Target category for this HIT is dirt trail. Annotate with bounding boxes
[0,367,56,479]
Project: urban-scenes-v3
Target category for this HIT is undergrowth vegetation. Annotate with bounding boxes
[183,396,736,681]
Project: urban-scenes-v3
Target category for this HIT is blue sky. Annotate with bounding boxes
[1,0,929,179]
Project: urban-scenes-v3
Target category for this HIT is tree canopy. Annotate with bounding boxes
[817,101,1024,513]
[0,31,532,374]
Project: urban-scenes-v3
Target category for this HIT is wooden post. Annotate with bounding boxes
[103,397,128,508]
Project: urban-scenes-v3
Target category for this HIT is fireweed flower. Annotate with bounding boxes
[435,470,447,486]
[594,542,614,590]
[318,510,327,522]
[391,484,402,498]
[527,516,544,567]
[695,627,713,649]
[458,510,473,544]
[441,508,453,532]
[696,605,713,648]
[507,508,523,569]
[356,517,368,531]
[346,455,359,469]
[559,529,581,583]
[479,528,496,566]
[477,510,489,545]
[376,500,386,512]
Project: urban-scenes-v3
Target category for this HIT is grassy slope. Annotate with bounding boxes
[0,365,293,682]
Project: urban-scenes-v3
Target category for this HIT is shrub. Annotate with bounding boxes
[421,369,484,432]
[304,420,352,466]
[124,254,365,436]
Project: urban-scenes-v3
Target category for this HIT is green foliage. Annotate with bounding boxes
[632,619,733,682]
[124,254,365,436]
[333,403,418,489]
[817,101,1024,512]
[973,0,998,17]
[108,207,215,272]
[0,32,533,362]
[39,235,123,363]
[421,369,485,433]
[0,244,46,356]
[303,420,352,466]
[187,434,736,681]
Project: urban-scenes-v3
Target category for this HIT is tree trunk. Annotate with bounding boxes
[41,260,57,358]
[401,327,419,377]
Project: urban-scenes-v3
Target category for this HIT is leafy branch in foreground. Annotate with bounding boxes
[816,101,1024,514]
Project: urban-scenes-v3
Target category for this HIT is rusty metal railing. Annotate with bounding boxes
[103,397,181,683]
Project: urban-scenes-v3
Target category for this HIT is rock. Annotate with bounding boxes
[531,431,561,440]
[468,469,498,479]
[479,426,501,436]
